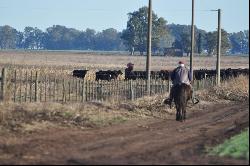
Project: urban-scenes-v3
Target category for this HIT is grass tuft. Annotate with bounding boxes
[208,128,249,160]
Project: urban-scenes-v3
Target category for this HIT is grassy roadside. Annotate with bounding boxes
[0,94,170,134]
[208,128,249,160]
[0,76,249,134]
[199,75,249,160]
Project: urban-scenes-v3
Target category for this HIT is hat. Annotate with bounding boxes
[127,62,134,67]
[178,61,184,65]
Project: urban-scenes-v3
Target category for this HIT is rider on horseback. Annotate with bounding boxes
[165,61,193,107]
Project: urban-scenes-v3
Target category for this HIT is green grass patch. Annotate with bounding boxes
[208,128,249,160]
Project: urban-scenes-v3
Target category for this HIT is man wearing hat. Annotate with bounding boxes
[165,61,192,107]
[125,62,136,80]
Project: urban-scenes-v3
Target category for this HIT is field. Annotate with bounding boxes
[0,50,249,71]
[0,50,249,165]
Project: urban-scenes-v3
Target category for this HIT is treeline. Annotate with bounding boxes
[0,25,125,51]
[0,7,249,55]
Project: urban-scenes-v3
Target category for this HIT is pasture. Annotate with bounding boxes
[0,50,249,165]
[0,50,249,71]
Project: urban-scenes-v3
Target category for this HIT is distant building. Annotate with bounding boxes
[164,47,183,57]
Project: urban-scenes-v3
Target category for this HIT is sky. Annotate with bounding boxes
[0,0,249,33]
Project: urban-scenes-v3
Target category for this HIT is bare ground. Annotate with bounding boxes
[0,101,249,165]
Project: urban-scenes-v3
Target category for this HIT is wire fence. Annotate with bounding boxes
[0,67,216,103]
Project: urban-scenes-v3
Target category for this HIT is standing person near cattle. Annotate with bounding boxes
[165,61,193,107]
[125,62,136,80]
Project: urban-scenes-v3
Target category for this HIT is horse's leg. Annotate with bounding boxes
[180,106,184,122]
[175,104,180,121]
[184,99,189,120]
[183,104,186,121]
[179,104,184,122]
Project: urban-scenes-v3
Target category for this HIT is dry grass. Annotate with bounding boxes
[0,76,249,134]
[0,50,249,71]
[196,75,249,102]
[0,97,171,134]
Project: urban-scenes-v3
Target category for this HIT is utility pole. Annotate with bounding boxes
[146,0,152,96]
[216,9,221,86]
[190,0,195,82]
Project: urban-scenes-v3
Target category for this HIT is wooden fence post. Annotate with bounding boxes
[168,76,171,94]
[62,79,66,103]
[81,79,85,102]
[76,79,78,102]
[19,70,22,103]
[25,71,28,102]
[30,71,33,102]
[68,80,71,102]
[129,80,134,101]
[35,71,38,102]
[48,76,51,101]
[14,70,17,102]
[40,77,43,102]
[97,80,102,101]
[53,78,56,102]
[45,75,47,102]
[1,68,6,101]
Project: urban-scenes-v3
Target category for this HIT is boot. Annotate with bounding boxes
[169,98,173,109]
[163,98,173,108]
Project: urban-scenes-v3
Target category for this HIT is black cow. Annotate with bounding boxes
[194,69,218,80]
[193,68,249,81]
[133,71,146,79]
[96,70,123,81]
[159,70,170,80]
[131,71,163,80]
[73,70,88,79]
[221,68,249,80]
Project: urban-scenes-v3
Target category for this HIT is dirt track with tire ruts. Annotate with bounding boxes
[0,101,249,165]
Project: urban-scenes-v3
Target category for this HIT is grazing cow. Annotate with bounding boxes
[72,70,88,79]
[96,70,123,81]
[172,83,193,122]
[131,71,163,80]
[193,68,249,81]
[133,71,147,79]
[241,68,249,76]
[159,70,170,80]
[222,68,243,80]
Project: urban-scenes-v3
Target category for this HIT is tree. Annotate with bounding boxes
[172,31,191,56]
[0,25,20,49]
[205,29,231,56]
[95,28,124,51]
[121,7,169,55]
[44,25,80,50]
[229,30,249,54]
[205,31,217,55]
[74,28,96,50]
[23,27,45,49]
[197,33,202,54]
[221,29,231,54]
[168,24,207,55]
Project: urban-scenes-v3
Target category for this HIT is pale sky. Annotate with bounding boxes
[0,0,249,33]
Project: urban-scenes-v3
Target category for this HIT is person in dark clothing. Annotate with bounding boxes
[125,62,136,80]
[165,61,193,107]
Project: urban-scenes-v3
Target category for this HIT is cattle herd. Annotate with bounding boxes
[72,68,249,81]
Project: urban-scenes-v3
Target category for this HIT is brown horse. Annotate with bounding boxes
[172,83,193,122]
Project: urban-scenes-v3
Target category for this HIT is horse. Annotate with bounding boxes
[172,83,193,122]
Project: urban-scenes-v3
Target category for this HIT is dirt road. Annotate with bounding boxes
[0,101,249,165]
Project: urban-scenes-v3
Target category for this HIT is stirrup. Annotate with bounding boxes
[192,97,200,105]
[163,98,171,105]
